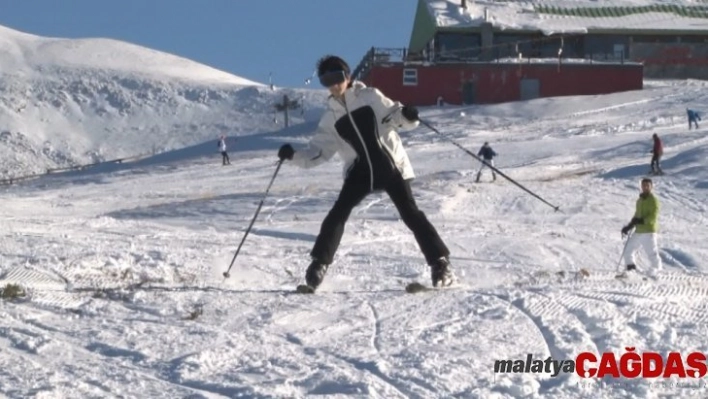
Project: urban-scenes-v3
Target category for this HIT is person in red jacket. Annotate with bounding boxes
[650,133,663,175]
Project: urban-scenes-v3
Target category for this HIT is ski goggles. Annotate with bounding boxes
[318,70,347,87]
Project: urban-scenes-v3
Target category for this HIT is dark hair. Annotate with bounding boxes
[316,55,350,77]
[641,178,653,185]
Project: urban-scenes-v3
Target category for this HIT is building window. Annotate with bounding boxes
[632,35,678,43]
[584,35,630,60]
[435,32,481,61]
[678,35,708,43]
[403,69,418,86]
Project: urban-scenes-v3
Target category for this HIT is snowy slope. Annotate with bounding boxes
[0,24,328,179]
[0,24,261,84]
[0,77,707,398]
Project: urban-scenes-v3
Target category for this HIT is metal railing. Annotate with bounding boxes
[351,47,408,81]
[0,153,151,186]
[351,46,637,81]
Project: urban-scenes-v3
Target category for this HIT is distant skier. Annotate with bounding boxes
[218,135,230,166]
[619,178,662,278]
[687,108,701,130]
[476,142,497,182]
[650,133,663,175]
[277,55,453,291]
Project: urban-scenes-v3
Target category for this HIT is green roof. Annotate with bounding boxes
[408,0,439,53]
[535,4,708,19]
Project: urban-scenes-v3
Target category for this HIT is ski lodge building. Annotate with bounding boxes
[352,0,708,105]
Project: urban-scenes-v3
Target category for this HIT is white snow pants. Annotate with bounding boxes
[623,232,662,275]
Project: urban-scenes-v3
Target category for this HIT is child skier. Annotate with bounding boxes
[687,109,701,130]
[650,133,663,175]
[218,135,230,165]
[476,142,498,182]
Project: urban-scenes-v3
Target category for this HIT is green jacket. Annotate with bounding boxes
[633,193,659,233]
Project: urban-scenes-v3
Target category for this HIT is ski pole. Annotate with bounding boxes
[615,231,633,274]
[223,160,283,278]
[419,119,561,212]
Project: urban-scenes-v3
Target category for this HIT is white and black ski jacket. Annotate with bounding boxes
[292,81,418,191]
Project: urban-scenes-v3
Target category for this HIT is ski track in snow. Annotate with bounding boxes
[1,80,708,398]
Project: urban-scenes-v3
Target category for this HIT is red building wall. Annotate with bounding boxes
[363,62,643,106]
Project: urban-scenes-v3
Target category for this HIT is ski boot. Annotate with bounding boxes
[296,260,330,293]
[305,259,329,290]
[430,257,454,287]
[615,264,637,279]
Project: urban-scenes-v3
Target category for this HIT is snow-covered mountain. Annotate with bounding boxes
[0,24,327,178]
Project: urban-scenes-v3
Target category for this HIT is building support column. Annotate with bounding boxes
[481,22,494,61]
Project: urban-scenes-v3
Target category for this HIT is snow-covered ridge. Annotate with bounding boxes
[0,24,328,178]
[0,24,260,85]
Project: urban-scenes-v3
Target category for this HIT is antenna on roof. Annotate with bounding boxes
[557,36,564,72]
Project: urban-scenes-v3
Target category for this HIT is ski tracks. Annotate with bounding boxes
[276,299,423,399]
[494,272,708,394]
[490,289,597,393]
[0,304,231,398]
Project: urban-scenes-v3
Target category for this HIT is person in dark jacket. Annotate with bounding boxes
[277,55,453,291]
[475,142,497,182]
[650,133,663,175]
[687,109,701,130]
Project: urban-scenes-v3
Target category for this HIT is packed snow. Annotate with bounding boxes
[1,24,708,399]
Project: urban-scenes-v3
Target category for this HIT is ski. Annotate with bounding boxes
[405,282,434,293]
[295,284,316,294]
[407,269,593,293]
[614,272,656,282]
[405,281,462,293]
[299,267,654,295]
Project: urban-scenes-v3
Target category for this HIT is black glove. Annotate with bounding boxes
[278,144,294,161]
[401,105,419,122]
[630,217,643,225]
[621,225,632,236]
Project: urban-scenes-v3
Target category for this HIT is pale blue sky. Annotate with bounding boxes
[0,0,416,88]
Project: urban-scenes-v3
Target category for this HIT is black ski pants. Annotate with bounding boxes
[311,172,449,265]
[650,153,661,173]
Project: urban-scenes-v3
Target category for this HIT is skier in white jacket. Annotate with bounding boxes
[277,55,453,291]
[218,135,230,165]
